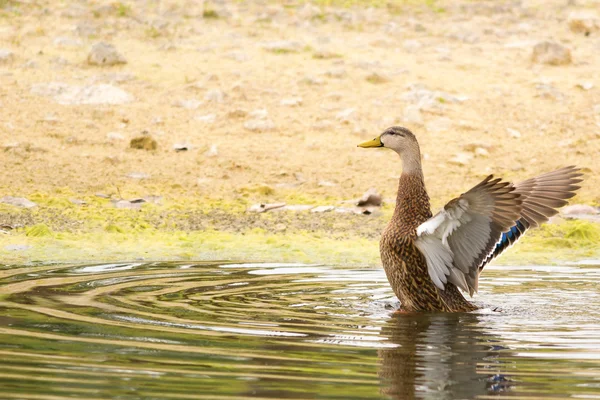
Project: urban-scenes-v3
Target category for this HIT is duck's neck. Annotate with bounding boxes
[391,158,432,234]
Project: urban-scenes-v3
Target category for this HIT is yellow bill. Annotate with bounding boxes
[357,136,383,148]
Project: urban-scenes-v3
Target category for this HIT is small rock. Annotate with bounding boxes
[250,109,269,119]
[274,223,287,232]
[318,181,337,187]
[70,199,87,205]
[95,193,111,199]
[312,120,333,131]
[298,3,322,19]
[576,82,594,91]
[248,203,286,213]
[507,128,521,138]
[54,37,82,47]
[175,99,203,109]
[357,188,382,207]
[261,40,303,53]
[325,68,346,78]
[311,205,335,213]
[174,143,190,152]
[205,89,225,103]
[107,132,125,141]
[281,97,302,106]
[244,119,275,132]
[195,114,216,123]
[31,83,133,105]
[0,49,15,64]
[130,136,158,150]
[402,39,422,53]
[448,152,473,166]
[87,42,127,66]
[5,244,31,251]
[300,75,324,85]
[561,204,599,216]
[426,117,452,133]
[205,144,218,157]
[0,196,37,208]
[531,41,572,66]
[568,11,600,35]
[366,72,391,84]
[474,147,490,157]
[403,105,423,124]
[336,108,355,123]
[125,172,150,180]
[313,49,340,59]
[227,109,247,119]
[113,200,143,210]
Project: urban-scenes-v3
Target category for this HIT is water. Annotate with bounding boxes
[0,261,599,399]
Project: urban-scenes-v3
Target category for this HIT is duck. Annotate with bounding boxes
[358,126,583,312]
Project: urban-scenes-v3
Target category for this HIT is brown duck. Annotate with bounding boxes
[358,126,583,312]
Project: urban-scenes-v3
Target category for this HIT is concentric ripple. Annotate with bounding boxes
[0,261,599,399]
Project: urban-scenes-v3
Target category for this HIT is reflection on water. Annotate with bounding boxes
[0,261,599,399]
[379,313,512,400]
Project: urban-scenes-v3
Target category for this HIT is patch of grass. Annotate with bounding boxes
[115,2,131,17]
[25,224,53,237]
[202,9,219,19]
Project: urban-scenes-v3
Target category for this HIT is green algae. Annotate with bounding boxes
[24,224,53,237]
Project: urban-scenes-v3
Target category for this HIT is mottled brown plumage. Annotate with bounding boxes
[358,126,583,312]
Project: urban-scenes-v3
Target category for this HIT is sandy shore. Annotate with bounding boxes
[1,0,599,264]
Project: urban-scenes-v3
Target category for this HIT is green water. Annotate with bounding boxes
[0,261,599,399]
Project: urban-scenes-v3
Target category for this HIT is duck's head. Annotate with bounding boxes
[357,126,419,157]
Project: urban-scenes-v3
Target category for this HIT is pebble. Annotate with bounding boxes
[312,120,333,131]
[205,144,219,157]
[87,42,127,66]
[366,72,391,84]
[0,49,15,64]
[313,49,340,59]
[403,105,423,124]
[113,200,143,210]
[448,152,473,166]
[175,99,203,109]
[249,109,269,119]
[325,68,346,78]
[426,117,452,133]
[507,128,521,138]
[311,205,335,213]
[130,136,157,150]
[244,119,275,132]
[336,108,355,123]
[31,82,133,105]
[261,40,303,53]
[561,204,599,216]
[576,82,594,91]
[205,89,225,103]
[126,172,150,180]
[531,41,572,66]
[0,196,37,208]
[402,39,422,53]
[568,11,600,35]
[107,132,125,141]
[227,109,247,119]
[280,97,302,106]
[54,37,82,47]
[195,114,216,123]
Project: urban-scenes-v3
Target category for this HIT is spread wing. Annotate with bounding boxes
[415,175,522,295]
[480,166,583,270]
[415,166,583,296]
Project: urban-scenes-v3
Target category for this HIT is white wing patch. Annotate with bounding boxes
[415,198,491,293]
[414,235,453,290]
